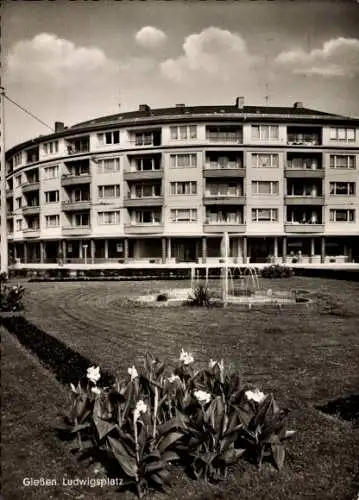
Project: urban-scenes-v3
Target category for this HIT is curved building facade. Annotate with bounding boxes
[3,99,359,266]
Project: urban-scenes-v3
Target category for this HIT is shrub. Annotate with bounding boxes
[156,293,168,302]
[187,284,211,307]
[261,265,294,279]
[58,350,296,497]
[0,273,25,312]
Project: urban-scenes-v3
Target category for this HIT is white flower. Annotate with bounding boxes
[128,365,138,380]
[179,348,194,365]
[87,366,101,384]
[194,390,212,405]
[168,374,180,384]
[91,386,101,395]
[245,389,266,404]
[133,400,147,422]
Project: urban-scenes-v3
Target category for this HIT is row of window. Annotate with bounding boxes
[9,153,359,186]
[13,207,356,231]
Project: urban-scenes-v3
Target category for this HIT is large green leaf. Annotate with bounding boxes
[157,431,184,453]
[145,460,167,473]
[108,436,138,478]
[162,450,181,463]
[93,415,117,441]
[222,448,246,464]
[271,443,285,470]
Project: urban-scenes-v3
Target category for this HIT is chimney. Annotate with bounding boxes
[54,121,65,133]
[175,103,185,108]
[235,96,245,109]
[293,101,303,109]
[139,104,150,112]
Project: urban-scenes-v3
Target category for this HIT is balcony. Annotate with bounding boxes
[285,168,324,178]
[204,223,246,233]
[124,169,163,181]
[124,196,163,208]
[62,200,91,211]
[285,196,324,205]
[203,165,245,178]
[61,174,91,186]
[22,205,40,215]
[62,225,91,236]
[23,228,40,238]
[206,128,243,144]
[203,195,246,206]
[287,128,322,146]
[22,181,40,193]
[285,223,324,234]
[124,223,164,234]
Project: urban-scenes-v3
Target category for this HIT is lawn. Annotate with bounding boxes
[2,277,359,500]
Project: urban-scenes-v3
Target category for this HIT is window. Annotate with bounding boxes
[207,182,241,197]
[98,184,121,198]
[170,125,197,140]
[16,219,23,231]
[206,210,242,224]
[329,209,355,222]
[45,215,60,227]
[44,165,60,179]
[105,130,120,145]
[170,182,197,195]
[74,213,90,226]
[329,155,355,169]
[251,208,278,222]
[134,132,154,146]
[12,153,22,167]
[252,153,279,168]
[251,125,279,141]
[130,184,161,198]
[170,209,197,222]
[45,190,59,203]
[98,211,121,225]
[15,175,22,187]
[252,181,279,195]
[329,127,356,142]
[43,141,59,154]
[132,210,161,224]
[96,158,120,173]
[15,197,22,209]
[131,157,160,171]
[170,154,197,168]
[329,182,355,195]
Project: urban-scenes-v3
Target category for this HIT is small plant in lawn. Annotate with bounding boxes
[262,265,294,279]
[0,272,25,312]
[188,283,212,307]
[156,293,168,302]
[58,349,296,497]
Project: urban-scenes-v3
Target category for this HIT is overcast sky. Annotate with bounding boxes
[3,0,359,149]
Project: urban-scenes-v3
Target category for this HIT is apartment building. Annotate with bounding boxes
[3,99,359,266]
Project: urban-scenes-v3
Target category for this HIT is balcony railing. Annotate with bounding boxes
[285,195,324,205]
[124,223,164,234]
[61,173,91,186]
[23,227,41,238]
[62,225,91,236]
[284,223,324,234]
[203,222,246,233]
[287,136,321,146]
[22,205,40,215]
[124,169,163,181]
[124,196,163,207]
[22,181,40,193]
[206,132,243,143]
[62,200,91,211]
[285,168,324,178]
[203,164,245,178]
[203,195,245,205]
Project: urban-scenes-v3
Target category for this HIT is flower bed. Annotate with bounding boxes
[58,349,296,498]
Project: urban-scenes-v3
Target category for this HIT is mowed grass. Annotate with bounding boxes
[3,277,359,500]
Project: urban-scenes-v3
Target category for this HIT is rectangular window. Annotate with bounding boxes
[105,130,120,145]
[43,141,59,154]
[251,125,279,141]
[329,155,356,169]
[45,215,60,227]
[135,132,153,146]
[12,153,22,167]
[44,165,60,179]
[15,197,22,209]
[252,153,279,168]
[170,181,197,195]
[170,209,197,222]
[16,219,23,231]
[98,211,121,225]
[96,158,121,173]
[45,190,59,203]
[170,154,197,168]
[252,181,279,195]
[329,127,356,142]
[329,182,355,195]
[131,184,161,198]
[251,208,278,222]
[132,210,161,224]
[206,182,241,197]
[170,125,197,140]
[329,209,355,222]
[74,213,90,226]
[98,184,121,198]
[15,175,22,187]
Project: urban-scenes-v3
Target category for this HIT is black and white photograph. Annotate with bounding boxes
[1,0,358,499]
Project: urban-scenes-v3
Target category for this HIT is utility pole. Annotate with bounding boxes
[0,86,8,274]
